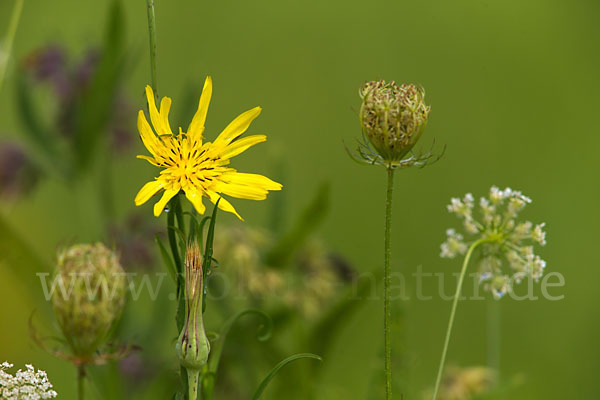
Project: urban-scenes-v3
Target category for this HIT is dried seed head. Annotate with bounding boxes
[51,243,126,359]
[359,80,430,163]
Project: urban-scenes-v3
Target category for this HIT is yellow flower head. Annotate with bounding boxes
[134,77,282,219]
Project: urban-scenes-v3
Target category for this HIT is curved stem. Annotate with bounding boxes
[431,239,485,400]
[0,0,24,94]
[77,365,85,400]
[384,167,394,400]
[145,0,158,95]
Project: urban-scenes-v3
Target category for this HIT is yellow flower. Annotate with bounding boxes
[134,77,282,219]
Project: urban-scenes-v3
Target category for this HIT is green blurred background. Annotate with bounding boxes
[1,0,599,398]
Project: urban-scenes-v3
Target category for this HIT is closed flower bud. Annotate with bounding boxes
[176,244,210,399]
[359,80,430,163]
[51,243,126,359]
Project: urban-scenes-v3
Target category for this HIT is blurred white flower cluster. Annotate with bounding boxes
[440,186,547,298]
[0,362,57,400]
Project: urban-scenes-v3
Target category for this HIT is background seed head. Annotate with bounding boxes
[51,243,126,359]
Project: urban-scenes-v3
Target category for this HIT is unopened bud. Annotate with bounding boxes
[176,243,210,399]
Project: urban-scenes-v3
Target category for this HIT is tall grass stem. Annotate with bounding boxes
[145,0,158,95]
[0,0,25,94]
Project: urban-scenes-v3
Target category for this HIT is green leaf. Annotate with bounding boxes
[166,196,183,295]
[264,182,330,268]
[252,354,322,400]
[201,200,220,311]
[197,215,211,253]
[187,209,198,244]
[155,234,178,284]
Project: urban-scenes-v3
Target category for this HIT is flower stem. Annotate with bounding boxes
[431,240,485,400]
[384,167,394,400]
[487,296,501,378]
[77,365,85,400]
[187,368,201,400]
[0,0,24,94]
[145,0,158,95]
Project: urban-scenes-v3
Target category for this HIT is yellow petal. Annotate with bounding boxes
[136,155,161,166]
[214,107,261,146]
[159,96,173,136]
[137,111,163,158]
[153,188,179,217]
[206,190,243,220]
[145,85,172,136]
[184,188,206,215]
[145,86,162,132]
[219,135,266,160]
[212,181,268,200]
[135,180,165,206]
[221,172,282,191]
[187,76,213,140]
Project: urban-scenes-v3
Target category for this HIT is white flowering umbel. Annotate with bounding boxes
[432,186,548,400]
[0,362,58,400]
[440,186,547,298]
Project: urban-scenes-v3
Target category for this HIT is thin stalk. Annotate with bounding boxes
[487,297,501,378]
[383,167,394,400]
[77,365,85,400]
[431,239,486,400]
[0,0,25,94]
[145,0,158,95]
[187,369,201,400]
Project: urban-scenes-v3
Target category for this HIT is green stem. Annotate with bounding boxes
[145,0,158,95]
[187,368,201,400]
[0,0,24,94]
[431,239,485,400]
[384,167,394,400]
[77,365,85,400]
[487,296,501,379]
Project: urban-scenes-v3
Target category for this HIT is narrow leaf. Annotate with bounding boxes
[155,234,178,284]
[252,354,322,400]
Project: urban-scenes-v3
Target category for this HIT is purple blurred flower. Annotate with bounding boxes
[109,214,164,271]
[22,44,135,152]
[0,141,41,199]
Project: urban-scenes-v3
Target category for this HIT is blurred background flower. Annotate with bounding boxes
[0,0,598,399]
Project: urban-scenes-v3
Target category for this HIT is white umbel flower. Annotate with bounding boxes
[0,362,58,400]
[440,186,547,298]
